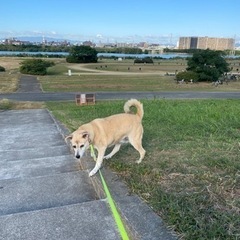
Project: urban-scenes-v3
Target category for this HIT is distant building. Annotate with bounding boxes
[3,38,30,45]
[178,36,235,50]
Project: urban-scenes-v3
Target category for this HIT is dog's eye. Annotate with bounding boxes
[80,144,84,148]
[72,145,76,149]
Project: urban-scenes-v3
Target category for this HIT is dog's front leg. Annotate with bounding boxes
[89,148,105,177]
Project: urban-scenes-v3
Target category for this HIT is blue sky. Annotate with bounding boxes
[0,0,239,43]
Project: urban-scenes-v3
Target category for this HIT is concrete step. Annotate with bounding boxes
[0,155,81,180]
[0,109,123,240]
[0,171,97,216]
[0,200,120,240]
[0,145,71,161]
[0,109,55,125]
[0,108,67,151]
[0,123,61,135]
[0,133,66,151]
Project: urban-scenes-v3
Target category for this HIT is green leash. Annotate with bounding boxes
[90,144,129,240]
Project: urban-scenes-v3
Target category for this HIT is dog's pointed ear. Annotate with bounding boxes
[65,134,73,141]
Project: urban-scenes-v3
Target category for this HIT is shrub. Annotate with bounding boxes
[176,71,199,82]
[134,57,154,64]
[0,66,5,72]
[0,99,12,110]
[19,59,54,75]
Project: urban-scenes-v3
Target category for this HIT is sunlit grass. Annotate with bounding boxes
[46,99,240,239]
[0,98,45,110]
[0,72,19,93]
[39,58,240,92]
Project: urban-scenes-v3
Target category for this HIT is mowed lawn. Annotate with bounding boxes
[1,56,240,93]
[38,58,240,92]
[39,73,240,92]
[46,99,240,239]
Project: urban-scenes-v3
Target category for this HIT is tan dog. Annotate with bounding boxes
[66,99,146,176]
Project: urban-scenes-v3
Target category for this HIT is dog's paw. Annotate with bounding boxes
[103,154,111,160]
[136,159,142,164]
[89,170,95,177]
[89,168,98,177]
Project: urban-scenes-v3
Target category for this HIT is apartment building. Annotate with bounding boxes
[178,36,235,50]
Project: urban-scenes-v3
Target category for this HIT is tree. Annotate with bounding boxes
[187,49,230,81]
[66,46,98,63]
[0,66,5,72]
[20,59,54,75]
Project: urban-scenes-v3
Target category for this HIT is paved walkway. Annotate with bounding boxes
[17,75,42,93]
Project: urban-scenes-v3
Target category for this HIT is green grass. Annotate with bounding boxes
[39,74,180,92]
[37,58,240,92]
[84,59,188,73]
[0,72,19,93]
[46,99,240,239]
[39,73,240,92]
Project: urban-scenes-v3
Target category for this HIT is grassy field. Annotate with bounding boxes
[78,58,188,73]
[1,56,240,93]
[40,57,240,92]
[39,73,240,92]
[46,99,240,240]
[0,72,19,93]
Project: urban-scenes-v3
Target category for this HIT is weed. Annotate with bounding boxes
[0,99,13,110]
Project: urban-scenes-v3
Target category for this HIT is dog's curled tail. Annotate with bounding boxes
[124,99,144,120]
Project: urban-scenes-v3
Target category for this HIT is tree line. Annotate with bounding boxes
[0,44,143,54]
[0,44,70,52]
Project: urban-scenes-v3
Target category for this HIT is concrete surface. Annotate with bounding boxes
[17,75,42,93]
[1,91,240,102]
[1,75,240,102]
[0,108,177,239]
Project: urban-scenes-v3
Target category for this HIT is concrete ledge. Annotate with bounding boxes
[0,200,121,240]
[0,171,97,216]
[0,145,71,161]
[0,155,82,180]
[79,156,178,240]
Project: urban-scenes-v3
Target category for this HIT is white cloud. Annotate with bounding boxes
[96,34,103,39]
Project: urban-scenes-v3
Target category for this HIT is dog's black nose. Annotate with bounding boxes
[76,155,80,159]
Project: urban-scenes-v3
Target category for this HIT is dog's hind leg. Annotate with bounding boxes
[104,144,121,159]
[134,143,146,164]
[129,138,146,164]
[89,148,106,177]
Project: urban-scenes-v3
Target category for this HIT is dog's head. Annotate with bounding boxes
[65,131,90,159]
